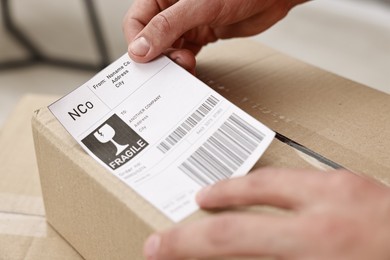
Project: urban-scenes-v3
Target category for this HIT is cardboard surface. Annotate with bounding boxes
[32,39,390,260]
[0,95,82,260]
[197,39,390,184]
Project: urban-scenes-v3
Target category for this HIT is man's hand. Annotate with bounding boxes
[143,168,390,260]
[123,0,306,73]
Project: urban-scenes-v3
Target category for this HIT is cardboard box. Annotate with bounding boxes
[32,39,390,260]
[0,95,83,260]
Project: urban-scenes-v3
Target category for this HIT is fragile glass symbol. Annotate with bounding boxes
[94,124,129,155]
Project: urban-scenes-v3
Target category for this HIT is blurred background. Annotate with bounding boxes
[1,0,389,127]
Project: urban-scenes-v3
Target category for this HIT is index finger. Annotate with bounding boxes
[197,168,331,210]
[124,0,224,62]
[123,0,171,44]
[144,213,299,260]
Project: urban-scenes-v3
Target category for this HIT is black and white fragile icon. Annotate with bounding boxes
[82,114,148,170]
[94,124,129,156]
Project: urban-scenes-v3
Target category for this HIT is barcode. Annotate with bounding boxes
[157,95,219,153]
[178,113,265,187]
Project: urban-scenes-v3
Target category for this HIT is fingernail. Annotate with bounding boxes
[144,234,161,259]
[196,185,212,204]
[173,57,182,64]
[130,37,150,57]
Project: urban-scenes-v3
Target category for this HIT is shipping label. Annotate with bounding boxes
[49,54,275,222]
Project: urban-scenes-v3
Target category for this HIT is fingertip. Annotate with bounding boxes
[173,56,196,75]
[143,234,161,260]
[166,49,196,74]
[128,36,153,63]
[196,185,212,207]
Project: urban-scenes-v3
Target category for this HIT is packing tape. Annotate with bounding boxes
[294,149,333,171]
[0,193,45,216]
[0,212,47,238]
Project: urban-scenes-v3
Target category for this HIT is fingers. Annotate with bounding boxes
[125,0,217,62]
[123,0,301,64]
[164,48,197,74]
[143,169,390,260]
[197,168,328,210]
[123,0,161,44]
[215,1,293,39]
[144,213,299,260]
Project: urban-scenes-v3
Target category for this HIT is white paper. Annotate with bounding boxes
[49,54,275,222]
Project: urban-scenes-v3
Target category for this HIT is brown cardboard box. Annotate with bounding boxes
[0,95,83,260]
[32,39,390,260]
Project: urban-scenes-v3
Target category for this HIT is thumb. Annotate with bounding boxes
[128,0,219,63]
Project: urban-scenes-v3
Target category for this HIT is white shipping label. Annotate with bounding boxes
[49,54,275,222]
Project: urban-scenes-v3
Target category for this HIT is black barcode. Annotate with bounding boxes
[178,113,265,187]
[157,95,219,153]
